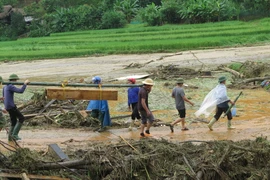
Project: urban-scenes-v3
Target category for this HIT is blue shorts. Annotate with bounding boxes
[139,110,155,124]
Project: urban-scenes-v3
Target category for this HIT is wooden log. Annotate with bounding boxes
[0,173,70,180]
[36,159,88,170]
[46,87,118,101]
[21,173,30,180]
[241,76,270,84]
[38,99,56,114]
[218,65,244,78]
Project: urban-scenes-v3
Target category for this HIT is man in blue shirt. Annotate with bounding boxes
[3,74,30,141]
[127,78,141,129]
[208,76,235,131]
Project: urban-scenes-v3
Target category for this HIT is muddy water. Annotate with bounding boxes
[1,88,268,151]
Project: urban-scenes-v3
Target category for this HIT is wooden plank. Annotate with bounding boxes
[48,144,69,161]
[38,99,56,114]
[0,173,70,180]
[46,87,118,100]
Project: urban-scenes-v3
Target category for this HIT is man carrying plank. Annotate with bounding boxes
[86,76,111,132]
[3,74,30,141]
[207,76,235,131]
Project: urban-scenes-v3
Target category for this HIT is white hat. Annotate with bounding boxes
[142,78,154,86]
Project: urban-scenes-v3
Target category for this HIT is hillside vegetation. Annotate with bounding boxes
[1,18,270,61]
[1,0,270,41]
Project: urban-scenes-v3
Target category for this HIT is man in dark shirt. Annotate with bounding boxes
[138,78,155,137]
[208,76,235,131]
[3,74,30,141]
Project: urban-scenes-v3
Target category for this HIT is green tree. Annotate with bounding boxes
[101,10,127,29]
[0,0,18,6]
[160,0,182,24]
[114,0,139,23]
[138,0,162,7]
[140,3,162,26]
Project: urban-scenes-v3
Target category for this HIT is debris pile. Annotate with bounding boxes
[220,61,270,89]
[18,92,101,129]
[149,64,199,80]
[1,137,270,179]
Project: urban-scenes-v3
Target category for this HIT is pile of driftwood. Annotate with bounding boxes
[18,92,100,129]
[218,61,270,88]
[150,64,203,80]
[1,137,270,179]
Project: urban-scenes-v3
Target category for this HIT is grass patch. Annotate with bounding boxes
[1,18,270,61]
[228,63,243,72]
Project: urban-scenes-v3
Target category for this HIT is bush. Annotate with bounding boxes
[179,0,238,23]
[160,0,182,24]
[0,0,18,6]
[139,3,162,26]
[101,10,127,29]
[28,20,52,37]
[137,0,162,7]
[83,6,103,29]
[49,6,92,32]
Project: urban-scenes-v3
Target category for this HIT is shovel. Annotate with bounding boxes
[223,91,243,118]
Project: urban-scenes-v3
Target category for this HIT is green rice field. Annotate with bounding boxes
[1,18,270,61]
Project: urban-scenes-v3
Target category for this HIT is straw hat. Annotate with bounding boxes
[142,78,154,86]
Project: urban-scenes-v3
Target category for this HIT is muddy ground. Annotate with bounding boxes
[0,45,270,152]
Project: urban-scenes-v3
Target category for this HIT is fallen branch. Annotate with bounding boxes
[38,99,56,115]
[182,154,199,180]
[218,65,244,78]
[36,159,88,170]
[240,76,270,84]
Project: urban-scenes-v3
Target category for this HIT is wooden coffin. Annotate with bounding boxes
[46,87,118,100]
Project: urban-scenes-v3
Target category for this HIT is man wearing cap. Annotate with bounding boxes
[127,78,141,130]
[169,78,194,132]
[207,76,235,130]
[138,78,155,137]
[0,76,8,132]
[3,74,30,141]
[86,76,111,132]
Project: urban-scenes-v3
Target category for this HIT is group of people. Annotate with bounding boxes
[127,76,235,137]
[0,73,236,141]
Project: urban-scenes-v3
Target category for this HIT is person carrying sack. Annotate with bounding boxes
[207,76,235,131]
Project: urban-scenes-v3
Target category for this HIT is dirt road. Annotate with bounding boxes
[1,45,270,81]
[0,45,270,151]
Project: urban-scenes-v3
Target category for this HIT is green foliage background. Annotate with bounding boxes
[1,18,270,61]
[0,0,270,41]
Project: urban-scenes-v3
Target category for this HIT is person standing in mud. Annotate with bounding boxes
[3,74,30,141]
[207,76,235,131]
[138,78,155,137]
[127,78,141,130]
[86,76,111,132]
[169,78,194,133]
